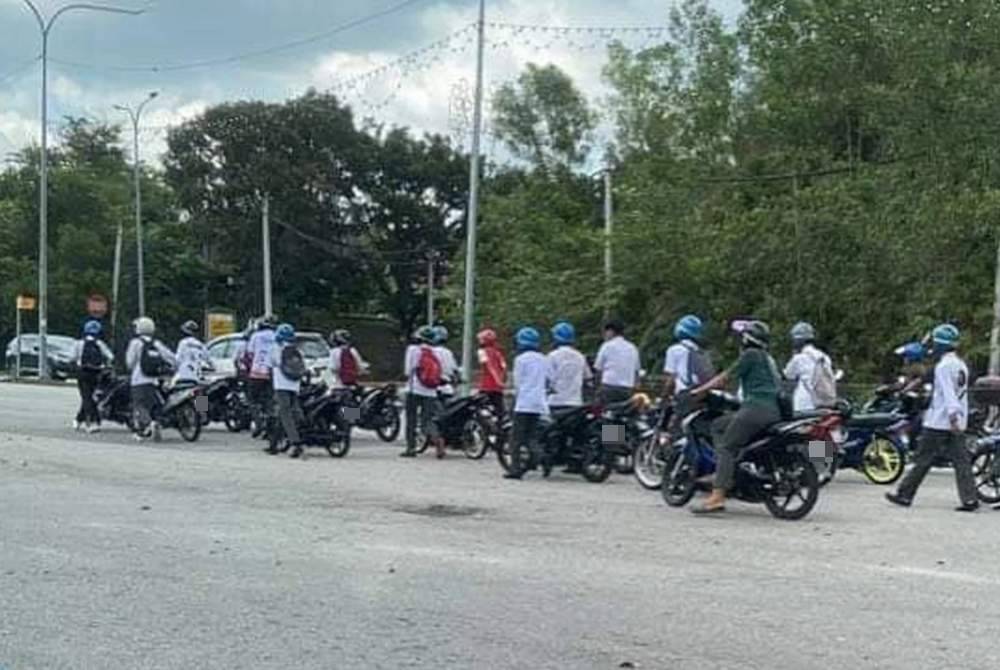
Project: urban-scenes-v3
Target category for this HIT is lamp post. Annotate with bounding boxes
[114,91,158,319]
[20,0,143,378]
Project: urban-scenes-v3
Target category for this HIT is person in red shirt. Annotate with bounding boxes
[477,328,508,418]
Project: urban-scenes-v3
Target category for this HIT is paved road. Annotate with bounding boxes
[2,383,999,670]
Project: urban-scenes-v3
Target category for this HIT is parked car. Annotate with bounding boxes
[5,334,79,379]
[205,331,331,382]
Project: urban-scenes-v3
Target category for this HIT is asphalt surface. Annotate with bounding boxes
[2,383,999,670]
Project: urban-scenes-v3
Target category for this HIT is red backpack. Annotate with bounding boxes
[339,347,359,386]
[416,346,442,388]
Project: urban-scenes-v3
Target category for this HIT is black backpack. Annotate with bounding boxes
[139,338,171,377]
[80,337,104,371]
[280,344,307,381]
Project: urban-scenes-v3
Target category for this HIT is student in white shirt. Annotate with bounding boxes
[504,327,548,480]
[328,329,368,388]
[783,322,836,412]
[662,315,712,398]
[267,323,306,458]
[174,320,210,385]
[401,326,443,458]
[125,317,177,441]
[593,319,641,405]
[246,316,277,435]
[888,324,978,511]
[546,321,592,410]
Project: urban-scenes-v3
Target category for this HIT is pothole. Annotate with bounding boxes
[394,504,487,518]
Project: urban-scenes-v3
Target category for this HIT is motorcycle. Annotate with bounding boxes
[198,376,251,433]
[633,400,675,490]
[601,395,658,475]
[415,392,501,459]
[497,404,612,483]
[971,432,1000,504]
[94,369,134,429]
[830,409,908,485]
[156,382,203,442]
[267,381,354,458]
[353,383,403,442]
[661,391,849,520]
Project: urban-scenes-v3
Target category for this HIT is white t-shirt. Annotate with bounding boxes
[126,336,176,387]
[924,352,969,432]
[784,345,832,412]
[434,346,459,395]
[546,346,592,407]
[594,336,641,389]
[405,344,439,398]
[269,343,301,393]
[329,345,367,388]
[247,329,276,379]
[174,336,208,382]
[663,340,703,392]
[513,351,549,414]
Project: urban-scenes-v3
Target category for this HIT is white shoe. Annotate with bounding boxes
[133,433,147,442]
[86,424,100,434]
[72,420,82,431]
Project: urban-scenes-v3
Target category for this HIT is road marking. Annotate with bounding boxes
[867,563,1000,586]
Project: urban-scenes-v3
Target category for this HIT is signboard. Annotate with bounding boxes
[206,311,236,340]
[87,294,109,318]
[16,295,36,311]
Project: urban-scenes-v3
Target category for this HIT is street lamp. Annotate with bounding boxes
[114,91,158,320]
[20,0,144,379]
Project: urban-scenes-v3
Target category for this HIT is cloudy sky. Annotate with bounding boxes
[0,0,742,162]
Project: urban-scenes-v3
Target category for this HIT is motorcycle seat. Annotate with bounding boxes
[845,412,900,430]
[551,406,587,421]
[765,417,817,436]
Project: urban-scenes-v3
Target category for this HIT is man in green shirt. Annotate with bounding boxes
[690,321,782,514]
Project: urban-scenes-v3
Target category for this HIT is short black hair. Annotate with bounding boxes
[604,319,625,335]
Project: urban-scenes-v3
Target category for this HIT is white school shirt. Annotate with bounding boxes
[174,336,209,382]
[269,342,301,393]
[405,344,439,399]
[126,336,177,387]
[594,336,641,389]
[783,345,832,412]
[434,346,459,395]
[247,329,276,379]
[663,340,703,392]
[329,345,367,388]
[546,346,591,407]
[513,350,549,415]
[924,352,969,432]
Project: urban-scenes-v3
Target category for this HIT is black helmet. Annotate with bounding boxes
[742,321,771,349]
[259,315,277,329]
[330,329,351,346]
[180,320,199,337]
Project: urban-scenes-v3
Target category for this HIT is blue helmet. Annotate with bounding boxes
[83,320,102,337]
[551,321,576,345]
[515,327,541,351]
[895,342,926,363]
[674,315,704,342]
[932,323,960,350]
[432,325,449,344]
[275,323,295,344]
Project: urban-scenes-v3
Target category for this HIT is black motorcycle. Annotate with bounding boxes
[94,369,134,429]
[497,404,612,483]
[267,382,354,458]
[415,392,501,459]
[600,397,657,475]
[157,383,203,442]
[199,376,251,433]
[353,384,403,442]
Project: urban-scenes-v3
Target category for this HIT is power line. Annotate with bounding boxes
[47,0,433,73]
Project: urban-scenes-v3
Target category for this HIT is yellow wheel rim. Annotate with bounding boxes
[863,438,903,484]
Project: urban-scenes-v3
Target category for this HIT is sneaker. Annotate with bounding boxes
[133,433,147,442]
[72,420,82,431]
[264,445,279,455]
[399,451,417,458]
[86,424,100,434]
[289,445,303,459]
[503,472,523,480]
[885,492,912,508]
[955,502,980,512]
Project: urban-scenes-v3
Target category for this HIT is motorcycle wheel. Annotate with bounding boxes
[462,419,490,460]
[633,435,665,491]
[325,421,352,458]
[817,452,840,489]
[661,447,697,507]
[176,403,202,443]
[762,450,820,521]
[613,450,634,476]
[224,396,250,433]
[581,432,612,484]
[861,436,905,485]
[496,435,528,474]
[972,445,1000,504]
[375,406,401,443]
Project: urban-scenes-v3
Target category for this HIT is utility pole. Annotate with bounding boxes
[603,168,613,290]
[114,91,158,319]
[426,250,438,326]
[262,195,273,317]
[990,235,1000,376]
[460,0,486,395]
[21,0,142,378]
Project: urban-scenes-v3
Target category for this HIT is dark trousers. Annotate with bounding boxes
[248,378,272,424]
[712,403,781,491]
[511,412,543,472]
[131,384,160,434]
[601,385,633,405]
[76,370,100,424]
[897,428,977,505]
[274,390,304,445]
[405,393,441,451]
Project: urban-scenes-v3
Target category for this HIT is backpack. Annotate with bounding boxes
[339,347,359,386]
[416,345,443,389]
[80,338,104,371]
[280,344,307,381]
[683,342,715,388]
[766,354,795,421]
[809,351,838,407]
[139,339,171,377]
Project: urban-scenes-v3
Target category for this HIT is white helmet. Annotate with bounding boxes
[134,316,155,336]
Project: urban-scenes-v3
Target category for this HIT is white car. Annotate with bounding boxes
[205,331,332,383]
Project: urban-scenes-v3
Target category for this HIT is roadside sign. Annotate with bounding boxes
[16,295,36,311]
[206,311,236,340]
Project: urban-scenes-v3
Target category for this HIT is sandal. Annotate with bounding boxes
[691,503,726,515]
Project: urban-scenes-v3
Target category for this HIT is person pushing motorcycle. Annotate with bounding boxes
[689,320,782,515]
